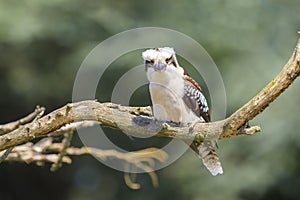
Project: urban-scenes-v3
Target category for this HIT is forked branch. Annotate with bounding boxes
[0,38,299,152]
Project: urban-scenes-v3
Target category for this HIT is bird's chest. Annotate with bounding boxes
[147,68,198,123]
[149,83,184,123]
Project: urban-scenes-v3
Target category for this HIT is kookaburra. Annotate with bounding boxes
[142,47,223,176]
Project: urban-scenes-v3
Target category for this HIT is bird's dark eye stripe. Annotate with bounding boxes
[166,56,177,67]
[145,60,154,64]
[165,56,172,63]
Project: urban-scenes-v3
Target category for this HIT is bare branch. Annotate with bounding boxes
[1,141,168,177]
[48,120,99,137]
[50,131,73,171]
[0,38,299,153]
[225,38,300,135]
[0,105,45,135]
[1,142,72,165]
[0,147,13,163]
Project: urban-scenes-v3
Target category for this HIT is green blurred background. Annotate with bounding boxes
[0,0,300,200]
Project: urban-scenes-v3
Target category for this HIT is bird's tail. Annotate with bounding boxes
[189,140,223,176]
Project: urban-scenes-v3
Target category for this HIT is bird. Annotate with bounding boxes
[142,47,223,176]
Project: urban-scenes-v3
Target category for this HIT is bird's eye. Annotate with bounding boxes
[145,60,154,64]
[165,56,172,64]
[166,56,177,67]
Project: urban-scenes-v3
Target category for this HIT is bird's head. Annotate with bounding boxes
[142,47,179,71]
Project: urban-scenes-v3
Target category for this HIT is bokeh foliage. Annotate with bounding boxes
[0,0,300,200]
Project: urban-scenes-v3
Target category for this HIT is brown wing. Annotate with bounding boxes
[183,75,223,174]
[183,73,211,153]
[182,68,222,176]
[183,74,210,122]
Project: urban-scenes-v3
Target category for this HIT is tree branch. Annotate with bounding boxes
[1,138,166,170]
[0,139,167,188]
[0,105,45,135]
[225,38,300,136]
[0,38,299,152]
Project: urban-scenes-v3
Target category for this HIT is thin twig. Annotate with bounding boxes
[0,147,13,163]
[50,131,73,171]
[0,105,45,135]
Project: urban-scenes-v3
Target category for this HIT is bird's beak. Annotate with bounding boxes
[152,63,167,71]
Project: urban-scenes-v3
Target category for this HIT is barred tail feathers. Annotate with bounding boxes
[190,140,223,176]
